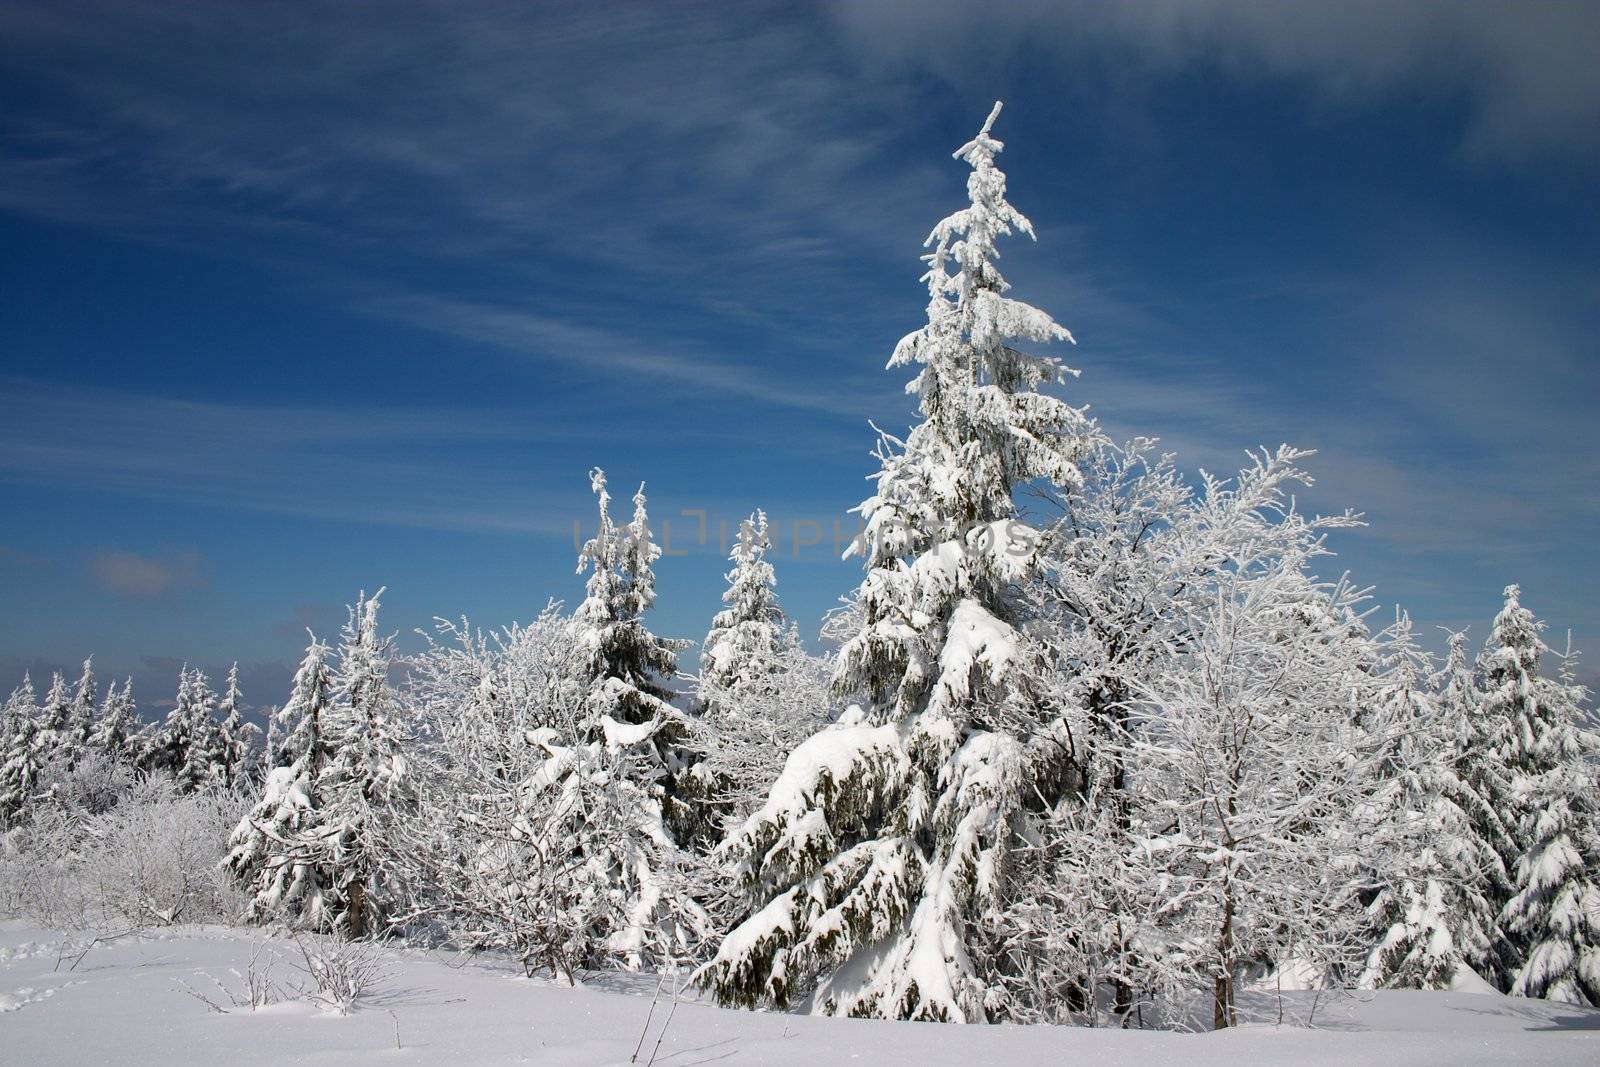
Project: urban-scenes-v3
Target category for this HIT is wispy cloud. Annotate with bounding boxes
[0,378,589,534]
[359,290,896,418]
[0,376,891,535]
[88,548,207,599]
[0,4,935,284]
[828,0,1600,164]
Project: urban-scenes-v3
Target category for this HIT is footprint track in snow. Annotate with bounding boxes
[0,980,87,1013]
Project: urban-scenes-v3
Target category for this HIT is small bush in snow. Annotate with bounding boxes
[0,776,247,929]
[176,941,293,1013]
[293,932,389,1014]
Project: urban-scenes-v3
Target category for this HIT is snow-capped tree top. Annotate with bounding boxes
[217,662,243,722]
[836,102,1106,738]
[70,657,97,726]
[573,468,683,707]
[40,672,71,731]
[701,511,787,692]
[331,589,404,763]
[336,587,395,721]
[5,673,36,715]
[934,100,1065,337]
[576,467,626,633]
[1485,584,1544,678]
[275,632,335,773]
[1432,629,1481,752]
[857,101,1094,577]
[621,482,661,621]
[1482,583,1552,769]
[90,677,137,753]
[166,665,217,726]
[1374,610,1433,731]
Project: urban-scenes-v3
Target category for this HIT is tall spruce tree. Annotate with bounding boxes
[1363,620,1504,990]
[68,657,97,753]
[1476,583,1553,980]
[705,103,1096,1021]
[154,667,226,792]
[575,469,685,722]
[89,678,137,758]
[700,511,787,694]
[573,469,697,835]
[1483,591,1600,1004]
[36,671,77,768]
[215,663,260,789]
[0,677,42,827]
[270,637,335,771]
[511,470,712,967]
[227,633,339,929]
[320,589,408,938]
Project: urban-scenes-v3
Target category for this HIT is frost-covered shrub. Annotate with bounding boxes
[0,776,247,929]
[0,803,81,925]
[87,778,249,927]
[393,599,713,977]
[293,932,390,1014]
[38,749,134,817]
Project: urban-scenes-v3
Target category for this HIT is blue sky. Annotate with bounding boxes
[2,1,1597,710]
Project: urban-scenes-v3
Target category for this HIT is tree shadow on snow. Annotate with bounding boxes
[359,983,465,1009]
[1449,1002,1600,1031]
[650,1036,739,1066]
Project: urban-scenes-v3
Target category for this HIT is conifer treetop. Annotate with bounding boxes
[861,99,1093,571]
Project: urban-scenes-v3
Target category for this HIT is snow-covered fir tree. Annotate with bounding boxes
[398,598,710,973]
[1486,593,1600,1005]
[1482,586,1550,764]
[89,678,137,758]
[705,103,1098,1021]
[319,589,409,937]
[700,511,787,694]
[1506,756,1600,1004]
[269,636,335,771]
[68,657,97,753]
[455,471,715,967]
[1422,627,1522,989]
[0,677,43,827]
[576,469,686,724]
[571,468,701,845]
[226,756,335,930]
[1361,619,1504,991]
[227,633,338,929]
[520,718,712,970]
[35,671,78,768]
[215,663,260,790]
[692,512,834,834]
[2,674,36,739]
[151,667,226,792]
[1477,586,1560,978]
[0,721,41,828]
[547,471,710,961]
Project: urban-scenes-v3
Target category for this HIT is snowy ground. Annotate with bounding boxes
[2,922,1597,1066]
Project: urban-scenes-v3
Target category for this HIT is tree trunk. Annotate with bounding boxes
[346,879,367,940]
[1111,918,1132,1027]
[1214,884,1235,1030]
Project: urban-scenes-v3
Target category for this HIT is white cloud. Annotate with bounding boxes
[88,548,206,599]
[828,0,1600,163]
